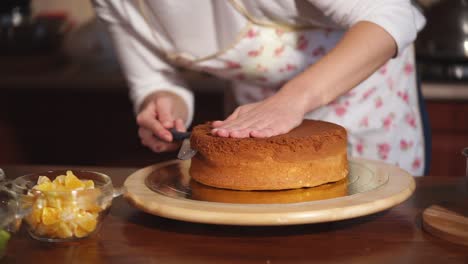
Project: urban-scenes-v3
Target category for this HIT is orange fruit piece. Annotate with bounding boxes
[74,226,89,238]
[33,181,56,192]
[25,206,42,229]
[53,175,66,186]
[37,176,51,185]
[64,171,85,190]
[56,222,73,239]
[76,212,98,232]
[42,207,60,226]
[83,180,94,189]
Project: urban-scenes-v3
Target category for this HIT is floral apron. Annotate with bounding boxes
[140,0,425,176]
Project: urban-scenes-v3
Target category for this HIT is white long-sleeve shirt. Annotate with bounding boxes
[93,0,425,126]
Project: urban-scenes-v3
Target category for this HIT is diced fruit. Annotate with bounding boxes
[65,172,84,190]
[25,205,43,229]
[83,180,94,189]
[74,227,88,238]
[33,182,55,192]
[46,196,62,209]
[53,175,66,186]
[57,222,73,239]
[42,207,60,225]
[76,212,98,232]
[25,171,102,239]
[37,176,51,185]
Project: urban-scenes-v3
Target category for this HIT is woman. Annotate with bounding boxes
[93,0,427,176]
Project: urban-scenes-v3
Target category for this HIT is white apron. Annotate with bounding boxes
[139,0,425,176]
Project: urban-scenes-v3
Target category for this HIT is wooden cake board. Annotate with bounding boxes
[123,158,416,226]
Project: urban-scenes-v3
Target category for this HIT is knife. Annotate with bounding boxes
[169,128,197,160]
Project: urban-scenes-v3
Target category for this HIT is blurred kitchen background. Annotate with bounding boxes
[0,0,466,177]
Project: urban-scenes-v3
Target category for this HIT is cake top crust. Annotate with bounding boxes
[190,120,347,161]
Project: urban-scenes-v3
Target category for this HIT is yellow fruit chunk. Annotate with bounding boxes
[76,212,98,232]
[33,182,56,192]
[42,207,60,225]
[46,196,62,209]
[74,227,88,238]
[83,180,94,189]
[53,175,66,186]
[57,222,73,239]
[37,176,51,185]
[64,173,84,190]
[25,205,42,228]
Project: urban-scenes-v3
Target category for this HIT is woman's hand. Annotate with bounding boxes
[211,88,308,138]
[136,91,188,152]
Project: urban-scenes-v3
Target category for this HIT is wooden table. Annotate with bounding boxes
[2,165,467,263]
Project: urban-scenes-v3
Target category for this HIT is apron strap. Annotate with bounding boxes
[228,0,318,31]
[137,0,175,55]
[137,0,252,64]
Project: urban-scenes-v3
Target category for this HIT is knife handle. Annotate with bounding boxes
[169,128,191,141]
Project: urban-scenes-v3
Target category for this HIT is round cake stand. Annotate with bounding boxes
[124,158,415,226]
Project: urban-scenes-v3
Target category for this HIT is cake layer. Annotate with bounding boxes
[189,120,348,190]
[190,151,348,190]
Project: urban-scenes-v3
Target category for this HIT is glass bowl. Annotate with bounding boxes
[0,182,22,259]
[11,170,123,242]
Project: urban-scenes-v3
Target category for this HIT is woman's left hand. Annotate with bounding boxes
[211,90,307,138]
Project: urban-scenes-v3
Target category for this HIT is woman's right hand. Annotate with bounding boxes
[136,91,188,153]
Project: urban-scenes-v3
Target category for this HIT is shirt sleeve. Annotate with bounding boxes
[307,0,426,55]
[92,0,194,127]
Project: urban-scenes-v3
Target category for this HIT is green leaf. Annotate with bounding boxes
[0,229,11,254]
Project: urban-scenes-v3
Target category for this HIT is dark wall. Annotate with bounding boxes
[0,85,224,167]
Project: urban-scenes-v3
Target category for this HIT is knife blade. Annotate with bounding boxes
[177,138,197,160]
[169,128,197,160]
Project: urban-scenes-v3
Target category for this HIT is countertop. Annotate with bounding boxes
[1,164,467,264]
[421,82,468,101]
